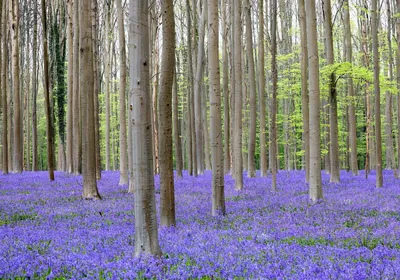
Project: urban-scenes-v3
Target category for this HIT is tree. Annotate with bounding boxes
[245,0,256,178]
[371,0,382,187]
[9,0,22,173]
[298,0,309,182]
[343,0,358,176]
[270,0,278,191]
[41,0,55,181]
[209,0,225,215]
[159,0,176,227]
[194,0,206,175]
[233,0,243,191]
[73,0,81,174]
[80,0,101,199]
[323,0,340,183]
[129,0,161,256]
[259,0,267,177]
[305,0,322,201]
[104,0,111,171]
[1,0,8,175]
[67,0,74,174]
[116,0,128,185]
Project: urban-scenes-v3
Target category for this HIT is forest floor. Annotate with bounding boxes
[0,169,400,279]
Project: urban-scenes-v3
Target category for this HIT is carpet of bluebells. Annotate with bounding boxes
[1,170,400,279]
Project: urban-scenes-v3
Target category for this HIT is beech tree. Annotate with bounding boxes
[129,0,161,256]
[305,0,322,201]
[80,0,101,199]
[159,0,176,227]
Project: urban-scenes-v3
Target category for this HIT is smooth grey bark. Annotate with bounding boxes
[172,69,183,177]
[194,0,206,175]
[80,0,100,199]
[209,0,225,215]
[104,1,111,171]
[259,0,267,177]
[73,0,81,174]
[298,0,309,182]
[372,0,383,187]
[186,0,194,176]
[396,0,400,176]
[66,0,73,173]
[129,0,161,257]
[305,0,322,201]
[159,0,176,227]
[244,0,256,178]
[9,0,22,173]
[323,0,340,183]
[343,0,358,176]
[202,79,212,171]
[221,0,230,174]
[1,0,8,174]
[116,0,128,185]
[270,0,278,191]
[41,0,55,180]
[233,0,243,191]
[384,0,395,170]
[31,0,38,171]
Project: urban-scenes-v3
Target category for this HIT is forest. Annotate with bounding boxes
[1,0,400,278]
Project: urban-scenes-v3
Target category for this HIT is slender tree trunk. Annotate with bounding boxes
[129,0,161,257]
[344,0,358,176]
[233,0,243,191]
[194,0,206,175]
[298,0,309,182]
[104,1,111,171]
[270,0,278,191]
[372,0,383,187]
[202,80,211,170]
[323,0,340,183]
[221,0,230,174]
[186,0,193,176]
[73,0,81,174]
[80,0,100,199]
[66,0,73,173]
[1,0,8,174]
[259,0,267,177]
[41,0,55,181]
[209,0,225,215]
[385,0,395,171]
[172,68,183,177]
[244,0,256,178]
[305,0,322,201]
[116,0,128,185]
[9,0,22,173]
[159,0,176,227]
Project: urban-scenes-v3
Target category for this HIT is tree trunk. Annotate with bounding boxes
[9,0,22,173]
[31,0,38,171]
[66,0,73,173]
[298,0,309,182]
[172,68,183,177]
[159,0,176,227]
[104,1,111,171]
[116,0,128,185]
[209,0,225,215]
[233,0,243,191]
[186,0,193,176]
[1,0,8,174]
[221,0,231,174]
[259,0,267,177]
[305,0,322,201]
[244,0,256,178]
[73,0,81,174]
[41,0,55,181]
[80,0,100,199]
[129,0,161,257]
[343,0,358,176]
[270,0,278,191]
[371,0,383,187]
[194,0,206,175]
